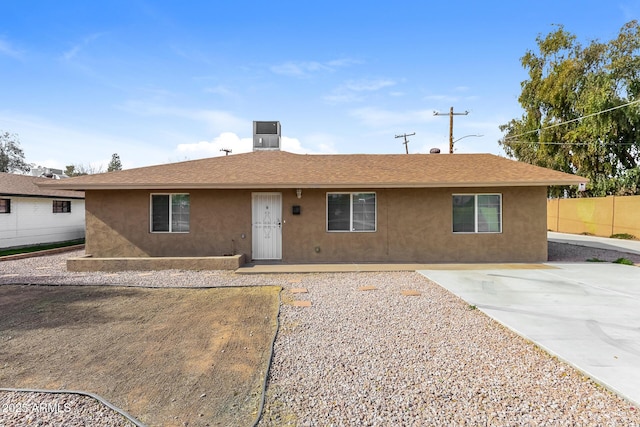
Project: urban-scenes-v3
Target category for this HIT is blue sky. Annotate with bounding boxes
[1,1,639,171]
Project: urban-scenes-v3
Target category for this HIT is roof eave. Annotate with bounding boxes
[38,180,587,191]
[0,192,85,199]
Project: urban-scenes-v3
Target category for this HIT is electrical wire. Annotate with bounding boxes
[503,98,640,141]
[506,140,637,145]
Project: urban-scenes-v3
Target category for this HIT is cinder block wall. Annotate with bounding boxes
[547,195,640,237]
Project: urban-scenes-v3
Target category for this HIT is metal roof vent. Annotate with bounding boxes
[253,121,281,151]
[429,148,441,154]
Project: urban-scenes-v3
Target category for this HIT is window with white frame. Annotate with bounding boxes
[327,192,376,232]
[151,194,190,233]
[0,198,10,214]
[452,194,502,233]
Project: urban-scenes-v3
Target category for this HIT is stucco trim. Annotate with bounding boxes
[67,254,245,272]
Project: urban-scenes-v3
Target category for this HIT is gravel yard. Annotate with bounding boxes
[2,246,640,426]
[548,241,640,263]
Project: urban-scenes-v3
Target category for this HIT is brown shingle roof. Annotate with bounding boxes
[38,151,587,190]
[0,172,85,198]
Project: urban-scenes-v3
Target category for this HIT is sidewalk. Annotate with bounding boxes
[548,232,640,255]
[235,263,551,274]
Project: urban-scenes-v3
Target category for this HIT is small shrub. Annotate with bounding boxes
[610,233,636,240]
[613,258,635,265]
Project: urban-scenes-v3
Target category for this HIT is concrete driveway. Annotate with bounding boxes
[419,263,640,407]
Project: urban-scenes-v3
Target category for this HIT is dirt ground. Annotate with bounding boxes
[0,284,281,426]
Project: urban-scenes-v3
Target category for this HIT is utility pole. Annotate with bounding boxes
[220,148,232,156]
[433,107,469,153]
[395,132,415,154]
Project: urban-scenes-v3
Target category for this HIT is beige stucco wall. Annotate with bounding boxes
[85,186,548,263]
[283,187,547,263]
[85,189,253,257]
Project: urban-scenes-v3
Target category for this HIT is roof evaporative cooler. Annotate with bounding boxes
[253,121,281,151]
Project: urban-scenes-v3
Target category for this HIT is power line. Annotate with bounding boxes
[503,98,640,141]
[507,140,637,145]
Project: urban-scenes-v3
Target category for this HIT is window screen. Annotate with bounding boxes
[151,195,170,232]
[327,193,351,231]
[452,195,475,233]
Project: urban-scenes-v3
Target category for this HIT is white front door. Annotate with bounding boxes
[252,192,282,260]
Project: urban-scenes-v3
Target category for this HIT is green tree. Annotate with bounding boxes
[107,153,122,172]
[65,164,86,177]
[64,163,103,176]
[500,21,640,196]
[0,131,30,173]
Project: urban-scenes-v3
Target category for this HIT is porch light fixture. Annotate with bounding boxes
[296,188,302,199]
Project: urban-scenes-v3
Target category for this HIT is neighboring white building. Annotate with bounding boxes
[0,172,85,249]
[30,166,69,180]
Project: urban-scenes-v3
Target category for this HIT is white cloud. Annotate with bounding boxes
[270,57,359,78]
[324,78,397,104]
[323,92,361,104]
[175,132,336,159]
[205,85,239,98]
[424,87,477,103]
[344,78,396,92]
[270,61,329,77]
[326,58,361,68]
[176,132,252,158]
[302,133,340,154]
[0,112,168,170]
[424,94,459,102]
[190,110,247,133]
[282,136,307,153]
[118,101,248,134]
